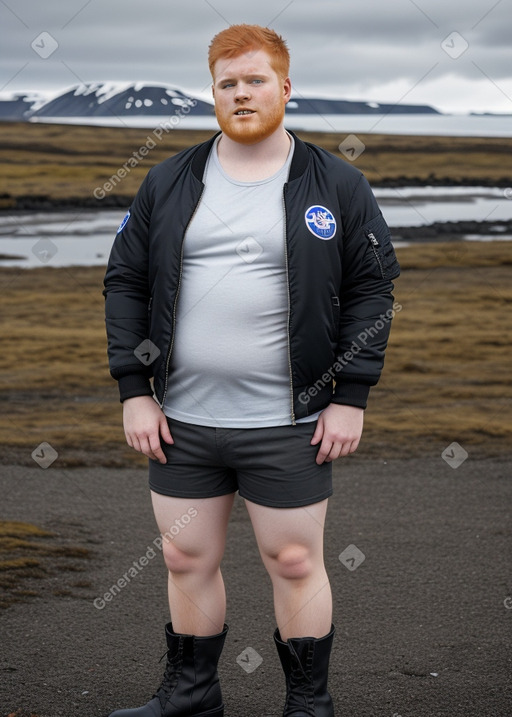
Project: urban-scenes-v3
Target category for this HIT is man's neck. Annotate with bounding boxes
[216,126,291,182]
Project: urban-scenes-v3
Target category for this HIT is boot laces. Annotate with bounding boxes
[153,646,183,709]
[286,644,315,715]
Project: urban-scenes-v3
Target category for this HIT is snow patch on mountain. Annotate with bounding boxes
[0,81,442,124]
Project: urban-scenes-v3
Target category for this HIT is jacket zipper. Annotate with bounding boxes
[159,187,205,408]
[366,230,385,278]
[283,184,296,425]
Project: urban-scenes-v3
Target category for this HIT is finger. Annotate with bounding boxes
[137,439,158,462]
[160,419,174,445]
[148,435,168,465]
[315,439,333,465]
[339,441,353,457]
[129,434,141,453]
[135,436,150,456]
[130,434,157,461]
[324,441,343,462]
[348,437,360,455]
[310,419,324,446]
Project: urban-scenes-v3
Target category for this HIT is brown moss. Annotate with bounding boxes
[0,521,92,609]
[0,123,511,201]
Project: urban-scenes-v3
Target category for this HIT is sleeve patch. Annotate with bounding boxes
[117,210,131,234]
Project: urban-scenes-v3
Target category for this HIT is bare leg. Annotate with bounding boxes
[151,491,235,636]
[245,498,332,640]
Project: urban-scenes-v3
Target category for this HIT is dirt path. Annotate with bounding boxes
[1,455,511,717]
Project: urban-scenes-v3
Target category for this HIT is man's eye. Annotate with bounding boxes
[252,79,263,84]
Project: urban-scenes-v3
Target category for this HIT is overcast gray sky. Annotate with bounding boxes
[1,0,511,113]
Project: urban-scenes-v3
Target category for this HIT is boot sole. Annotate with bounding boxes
[194,707,224,717]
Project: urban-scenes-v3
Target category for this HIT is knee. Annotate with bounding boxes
[161,540,197,575]
[273,544,313,581]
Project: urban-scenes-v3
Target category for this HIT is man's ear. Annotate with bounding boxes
[211,84,215,99]
[283,77,292,104]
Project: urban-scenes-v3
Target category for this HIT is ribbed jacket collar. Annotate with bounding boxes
[190,129,309,183]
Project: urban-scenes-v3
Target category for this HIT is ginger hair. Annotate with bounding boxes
[208,24,290,80]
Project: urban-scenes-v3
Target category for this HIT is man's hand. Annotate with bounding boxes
[123,395,174,464]
[311,403,364,464]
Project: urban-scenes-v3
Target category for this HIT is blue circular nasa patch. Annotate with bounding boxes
[305,205,337,240]
[117,210,131,234]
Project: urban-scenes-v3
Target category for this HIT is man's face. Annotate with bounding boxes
[212,49,291,145]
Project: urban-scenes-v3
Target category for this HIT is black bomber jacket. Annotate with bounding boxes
[103,130,400,421]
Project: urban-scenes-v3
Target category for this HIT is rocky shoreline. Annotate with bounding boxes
[1,175,511,214]
[1,193,512,245]
[392,219,512,241]
[0,192,133,212]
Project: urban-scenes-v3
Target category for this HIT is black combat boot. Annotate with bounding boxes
[109,623,228,717]
[273,625,335,716]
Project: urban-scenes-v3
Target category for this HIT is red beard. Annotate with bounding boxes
[215,98,286,145]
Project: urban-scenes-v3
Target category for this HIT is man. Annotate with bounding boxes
[104,23,399,717]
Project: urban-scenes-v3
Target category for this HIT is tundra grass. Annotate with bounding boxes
[1,123,511,205]
[0,521,92,609]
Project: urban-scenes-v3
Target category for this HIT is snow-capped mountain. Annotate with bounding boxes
[0,83,214,120]
[0,90,52,119]
[32,82,215,118]
[0,81,440,124]
[285,97,439,115]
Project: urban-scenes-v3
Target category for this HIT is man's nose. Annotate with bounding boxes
[234,83,251,101]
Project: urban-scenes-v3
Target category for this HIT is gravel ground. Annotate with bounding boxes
[1,455,511,717]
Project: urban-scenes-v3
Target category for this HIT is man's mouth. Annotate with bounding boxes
[234,109,255,115]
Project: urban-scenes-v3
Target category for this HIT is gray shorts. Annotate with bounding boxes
[148,418,332,508]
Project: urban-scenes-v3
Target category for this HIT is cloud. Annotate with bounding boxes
[1,0,511,112]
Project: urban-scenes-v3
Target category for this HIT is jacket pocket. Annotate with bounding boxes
[362,213,400,280]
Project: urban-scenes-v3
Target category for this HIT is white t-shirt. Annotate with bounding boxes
[164,133,318,428]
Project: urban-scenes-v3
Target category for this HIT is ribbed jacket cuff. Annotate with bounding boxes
[117,374,154,403]
[332,382,371,409]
